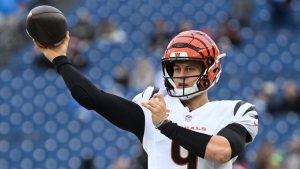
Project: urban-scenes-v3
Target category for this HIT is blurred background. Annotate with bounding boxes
[0,0,300,168]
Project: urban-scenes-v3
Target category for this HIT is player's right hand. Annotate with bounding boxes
[33,31,70,62]
[141,93,167,126]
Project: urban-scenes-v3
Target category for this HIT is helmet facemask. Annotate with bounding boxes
[162,58,212,100]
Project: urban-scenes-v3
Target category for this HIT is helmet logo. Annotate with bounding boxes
[170,52,188,57]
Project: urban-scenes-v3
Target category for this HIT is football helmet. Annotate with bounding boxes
[162,30,225,100]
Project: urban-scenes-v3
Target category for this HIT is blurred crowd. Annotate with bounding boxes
[253,137,300,169]
[253,80,300,115]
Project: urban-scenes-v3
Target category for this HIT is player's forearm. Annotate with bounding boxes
[158,121,212,159]
[52,56,146,141]
[53,56,107,110]
[158,121,247,163]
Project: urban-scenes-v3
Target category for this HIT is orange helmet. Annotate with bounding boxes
[162,30,225,100]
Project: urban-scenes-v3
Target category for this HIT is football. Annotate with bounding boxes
[26,5,67,47]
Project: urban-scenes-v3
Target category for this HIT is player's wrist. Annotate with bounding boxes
[52,56,70,73]
[155,119,170,129]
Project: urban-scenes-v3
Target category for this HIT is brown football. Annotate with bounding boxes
[26,5,67,47]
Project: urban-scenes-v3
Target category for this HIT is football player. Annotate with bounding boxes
[33,30,258,169]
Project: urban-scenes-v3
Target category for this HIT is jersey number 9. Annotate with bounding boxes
[171,141,197,169]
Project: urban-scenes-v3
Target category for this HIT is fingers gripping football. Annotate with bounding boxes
[142,93,167,126]
[33,32,70,62]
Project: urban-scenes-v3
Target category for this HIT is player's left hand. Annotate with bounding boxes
[142,93,167,126]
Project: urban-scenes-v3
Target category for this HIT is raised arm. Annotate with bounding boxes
[33,32,145,142]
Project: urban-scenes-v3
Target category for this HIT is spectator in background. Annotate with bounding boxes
[176,20,193,34]
[129,57,155,90]
[111,156,131,169]
[111,149,147,169]
[149,18,172,52]
[132,148,148,169]
[268,80,300,114]
[217,17,242,49]
[231,0,254,27]
[96,19,127,43]
[113,64,129,89]
[255,141,274,169]
[233,152,250,169]
[268,151,284,169]
[67,36,88,69]
[78,155,95,169]
[253,81,277,114]
[285,137,300,169]
[200,26,216,41]
[72,9,95,42]
[0,0,33,66]
[110,145,147,169]
[269,0,293,29]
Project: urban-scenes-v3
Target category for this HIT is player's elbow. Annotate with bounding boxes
[205,136,232,164]
[208,147,231,164]
[71,85,94,110]
[215,149,231,164]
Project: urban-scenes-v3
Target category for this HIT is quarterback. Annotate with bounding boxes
[33,30,258,169]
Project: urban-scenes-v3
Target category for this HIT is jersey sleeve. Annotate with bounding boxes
[231,101,259,143]
[132,86,162,149]
[53,57,146,141]
[132,92,143,105]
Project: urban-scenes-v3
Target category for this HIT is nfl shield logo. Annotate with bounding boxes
[185,115,192,122]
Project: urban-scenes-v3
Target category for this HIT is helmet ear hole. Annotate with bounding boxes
[204,80,210,88]
[213,67,219,73]
[197,78,210,89]
[207,56,215,66]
